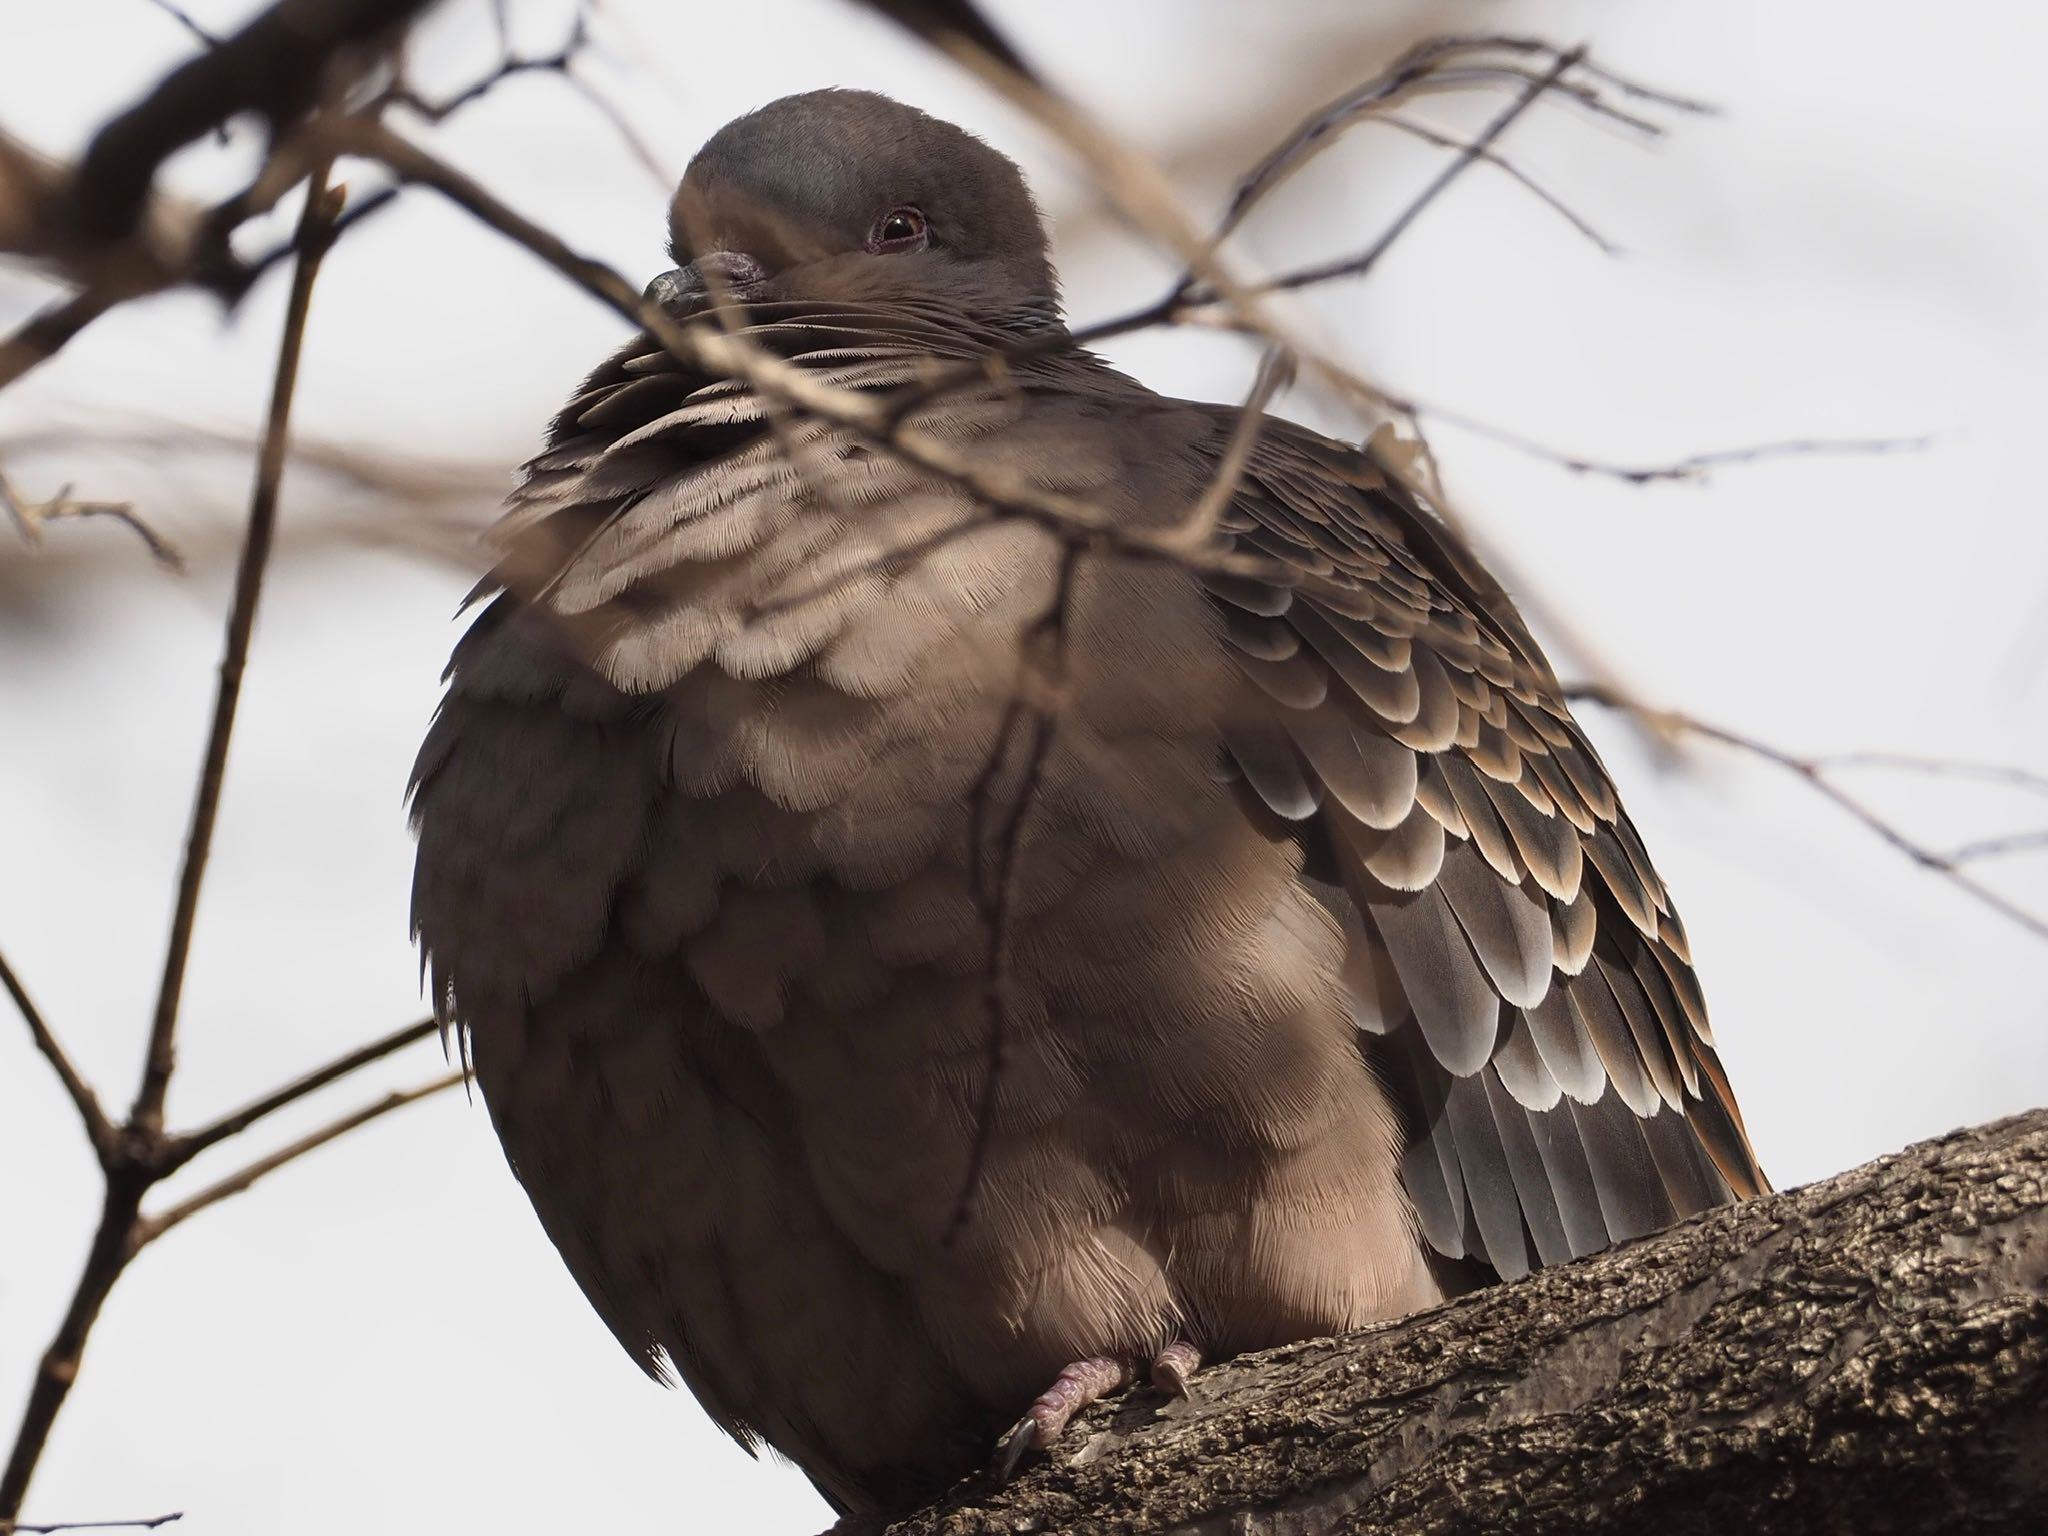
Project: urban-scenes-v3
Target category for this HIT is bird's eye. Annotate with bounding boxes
[869,206,929,253]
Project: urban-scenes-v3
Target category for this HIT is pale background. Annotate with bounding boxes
[3,1,2045,1531]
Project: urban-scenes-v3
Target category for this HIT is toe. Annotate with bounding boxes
[1150,1340,1202,1398]
[993,1356,1135,1479]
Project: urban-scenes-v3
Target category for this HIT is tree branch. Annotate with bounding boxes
[131,168,342,1138]
[885,1108,2048,1535]
[0,165,345,1526]
[1239,45,1585,299]
[158,1015,438,1173]
[1568,684,2048,944]
[2,466,185,571]
[136,1069,466,1245]
[0,946,114,1163]
[67,0,429,245]
[3,1513,182,1534]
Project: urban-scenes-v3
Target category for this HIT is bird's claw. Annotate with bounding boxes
[994,1341,1203,1479]
[1149,1339,1202,1399]
[993,1356,1134,1480]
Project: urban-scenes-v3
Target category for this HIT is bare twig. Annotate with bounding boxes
[144,0,216,47]
[1396,401,1932,484]
[1158,348,1292,555]
[948,542,1083,1242]
[236,184,399,292]
[2,467,186,571]
[4,1512,183,1534]
[1377,113,1618,254]
[382,15,587,123]
[560,61,674,190]
[136,1069,467,1244]
[1240,47,1588,299]
[1212,36,1705,248]
[1815,751,2048,798]
[0,947,114,1162]
[1944,830,2048,864]
[381,8,673,189]
[1567,683,2048,944]
[161,1016,438,1172]
[131,170,342,1139]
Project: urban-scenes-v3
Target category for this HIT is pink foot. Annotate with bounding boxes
[993,1340,1204,1478]
[1149,1339,1202,1398]
[994,1356,1135,1479]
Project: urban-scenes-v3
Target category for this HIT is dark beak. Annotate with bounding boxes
[646,251,769,309]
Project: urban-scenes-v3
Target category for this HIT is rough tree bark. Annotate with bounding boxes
[882,1109,2048,1535]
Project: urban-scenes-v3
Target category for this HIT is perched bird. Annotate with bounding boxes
[410,89,1765,1516]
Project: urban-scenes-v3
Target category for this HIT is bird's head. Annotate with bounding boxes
[652,89,1060,328]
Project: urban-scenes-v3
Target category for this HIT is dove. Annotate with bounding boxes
[409,88,1766,1516]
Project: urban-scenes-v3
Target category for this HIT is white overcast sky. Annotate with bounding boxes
[3,1,2046,1532]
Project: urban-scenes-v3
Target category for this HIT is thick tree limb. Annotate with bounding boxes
[886,1109,2048,1535]
[67,0,432,245]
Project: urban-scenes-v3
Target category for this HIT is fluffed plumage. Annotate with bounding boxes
[409,88,1766,1515]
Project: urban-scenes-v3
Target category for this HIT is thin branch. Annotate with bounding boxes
[1157,348,1292,555]
[160,1016,438,1173]
[1815,751,2048,798]
[560,60,673,190]
[1491,430,1935,486]
[947,543,1082,1243]
[0,291,122,395]
[1213,35,1704,248]
[0,164,344,1524]
[235,185,397,293]
[1238,47,1587,299]
[380,9,672,189]
[5,1514,182,1534]
[1944,830,2048,864]
[1399,62,1673,137]
[0,947,114,1162]
[143,0,215,47]
[2,467,186,571]
[1365,380,1931,485]
[131,169,342,1138]
[381,15,586,123]
[136,1070,467,1244]
[1567,683,2048,944]
[1377,113,1618,255]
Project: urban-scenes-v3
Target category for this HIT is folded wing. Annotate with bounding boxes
[1209,417,1766,1282]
